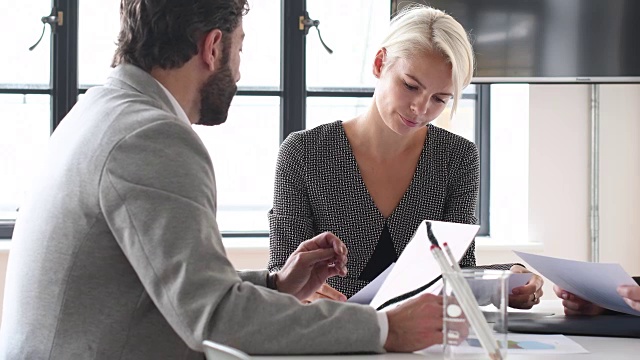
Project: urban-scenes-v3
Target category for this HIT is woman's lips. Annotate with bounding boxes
[400,114,419,127]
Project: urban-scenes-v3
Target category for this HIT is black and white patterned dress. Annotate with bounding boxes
[268,120,513,299]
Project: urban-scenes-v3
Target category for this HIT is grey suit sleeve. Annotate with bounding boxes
[237,270,269,286]
[268,132,315,272]
[99,121,383,354]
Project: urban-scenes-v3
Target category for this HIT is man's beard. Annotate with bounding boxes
[197,63,237,126]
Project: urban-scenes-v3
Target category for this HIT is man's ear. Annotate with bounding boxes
[201,29,224,72]
[373,48,387,79]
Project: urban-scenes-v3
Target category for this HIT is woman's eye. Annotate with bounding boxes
[403,80,418,91]
[433,96,446,104]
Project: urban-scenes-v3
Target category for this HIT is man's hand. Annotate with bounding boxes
[384,293,444,352]
[509,265,544,309]
[554,285,606,316]
[275,232,348,301]
[618,285,640,312]
[302,283,347,303]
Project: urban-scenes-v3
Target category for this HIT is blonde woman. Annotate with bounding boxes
[268,4,543,308]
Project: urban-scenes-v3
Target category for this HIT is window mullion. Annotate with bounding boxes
[51,0,79,132]
[476,84,491,236]
[280,0,306,143]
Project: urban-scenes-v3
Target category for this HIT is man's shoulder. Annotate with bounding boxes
[73,86,191,140]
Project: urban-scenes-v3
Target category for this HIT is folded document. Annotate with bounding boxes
[347,220,479,309]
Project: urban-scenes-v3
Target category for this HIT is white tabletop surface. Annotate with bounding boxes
[254,300,640,360]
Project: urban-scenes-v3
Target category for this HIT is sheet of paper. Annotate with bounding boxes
[514,251,640,316]
[421,333,588,355]
[347,263,395,304]
[509,272,534,294]
[383,271,532,309]
[369,220,479,310]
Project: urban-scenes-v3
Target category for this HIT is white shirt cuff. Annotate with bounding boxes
[376,311,389,347]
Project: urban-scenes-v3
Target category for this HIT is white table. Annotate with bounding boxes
[255,300,640,360]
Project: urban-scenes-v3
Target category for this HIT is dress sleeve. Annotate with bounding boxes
[268,132,315,272]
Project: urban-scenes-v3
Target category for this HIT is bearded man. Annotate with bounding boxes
[0,1,446,359]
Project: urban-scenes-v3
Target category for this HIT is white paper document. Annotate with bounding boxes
[514,251,640,316]
[367,220,479,310]
[348,263,395,304]
[422,333,588,355]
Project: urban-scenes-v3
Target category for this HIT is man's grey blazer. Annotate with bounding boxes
[0,64,383,359]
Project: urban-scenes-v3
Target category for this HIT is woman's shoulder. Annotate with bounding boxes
[427,124,478,155]
[282,120,344,149]
[288,120,342,139]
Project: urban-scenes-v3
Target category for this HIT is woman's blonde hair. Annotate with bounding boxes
[380,4,474,116]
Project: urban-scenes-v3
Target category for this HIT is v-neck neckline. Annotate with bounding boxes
[336,120,430,222]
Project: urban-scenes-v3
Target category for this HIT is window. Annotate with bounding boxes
[306,0,390,89]
[193,97,280,233]
[1,0,495,239]
[0,95,50,221]
[0,0,52,236]
[304,0,390,131]
[206,0,282,234]
[78,1,120,87]
[489,84,529,242]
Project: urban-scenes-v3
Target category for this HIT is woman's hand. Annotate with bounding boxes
[302,283,347,303]
[508,265,544,309]
[554,285,606,316]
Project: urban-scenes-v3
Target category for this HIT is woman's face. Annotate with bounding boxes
[373,50,454,135]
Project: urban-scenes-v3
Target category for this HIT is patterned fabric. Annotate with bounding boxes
[268,120,514,299]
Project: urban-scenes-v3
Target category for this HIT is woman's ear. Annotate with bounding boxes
[201,29,224,72]
[372,48,387,79]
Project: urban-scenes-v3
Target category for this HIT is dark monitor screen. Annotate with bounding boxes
[395,0,640,83]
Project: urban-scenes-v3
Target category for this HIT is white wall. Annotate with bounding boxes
[598,85,640,270]
[0,250,8,325]
[478,84,640,299]
[1,84,639,319]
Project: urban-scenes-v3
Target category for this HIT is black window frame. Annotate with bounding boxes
[0,0,489,239]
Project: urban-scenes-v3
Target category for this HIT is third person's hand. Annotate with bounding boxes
[554,285,606,316]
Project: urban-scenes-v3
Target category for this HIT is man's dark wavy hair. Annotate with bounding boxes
[112,0,249,71]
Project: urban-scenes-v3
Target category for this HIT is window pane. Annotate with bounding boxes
[192,96,279,233]
[306,97,371,130]
[306,0,390,89]
[78,1,121,87]
[490,84,529,241]
[432,98,476,143]
[237,0,281,89]
[307,96,476,143]
[0,1,51,86]
[0,95,51,220]
[78,1,281,89]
